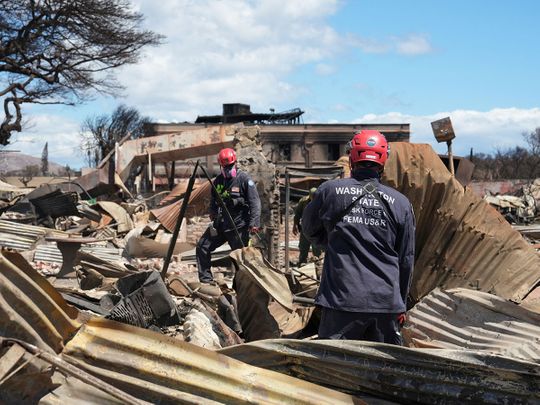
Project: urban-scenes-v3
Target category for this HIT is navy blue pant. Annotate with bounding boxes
[196,226,249,283]
[318,307,402,345]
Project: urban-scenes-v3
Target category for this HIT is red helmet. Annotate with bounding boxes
[349,130,389,167]
[218,148,237,166]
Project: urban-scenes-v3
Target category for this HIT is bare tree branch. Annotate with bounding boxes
[80,104,150,167]
[0,0,163,145]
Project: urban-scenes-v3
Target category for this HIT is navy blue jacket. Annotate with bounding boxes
[302,169,415,313]
[211,170,261,232]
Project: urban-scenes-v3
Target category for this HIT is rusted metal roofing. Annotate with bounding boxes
[403,288,540,362]
[0,249,80,353]
[158,178,189,206]
[150,181,211,232]
[220,339,540,404]
[63,318,356,404]
[230,248,293,310]
[29,190,79,219]
[0,249,358,404]
[158,178,208,206]
[383,143,540,303]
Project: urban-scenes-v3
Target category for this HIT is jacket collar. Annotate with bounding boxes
[351,168,381,183]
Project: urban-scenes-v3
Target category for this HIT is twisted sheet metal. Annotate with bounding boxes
[230,247,293,310]
[383,143,540,303]
[403,288,540,362]
[232,248,313,341]
[0,250,357,404]
[62,318,358,404]
[220,339,540,405]
[96,201,134,234]
[0,250,80,353]
[150,181,211,232]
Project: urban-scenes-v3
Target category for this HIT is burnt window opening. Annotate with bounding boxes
[278,144,292,161]
[328,143,341,161]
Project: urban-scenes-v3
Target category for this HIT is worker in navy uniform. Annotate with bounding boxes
[302,130,415,344]
[196,148,261,283]
[293,187,322,266]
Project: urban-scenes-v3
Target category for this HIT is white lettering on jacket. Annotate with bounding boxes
[335,186,395,204]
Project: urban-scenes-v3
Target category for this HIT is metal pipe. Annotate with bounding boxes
[161,160,200,279]
[292,296,315,305]
[284,170,290,276]
[447,140,455,176]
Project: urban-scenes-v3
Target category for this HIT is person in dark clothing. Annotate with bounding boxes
[196,148,261,283]
[302,130,415,344]
[293,187,322,266]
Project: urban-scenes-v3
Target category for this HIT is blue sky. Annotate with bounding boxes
[5,0,540,169]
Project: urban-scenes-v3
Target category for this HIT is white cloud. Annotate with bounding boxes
[348,33,433,56]
[395,34,433,55]
[353,108,540,156]
[315,63,337,76]
[122,0,342,120]
[121,1,431,121]
[347,35,390,54]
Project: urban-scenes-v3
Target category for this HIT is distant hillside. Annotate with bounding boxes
[0,152,65,175]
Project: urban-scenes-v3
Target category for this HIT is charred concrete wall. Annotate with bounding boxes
[232,126,280,265]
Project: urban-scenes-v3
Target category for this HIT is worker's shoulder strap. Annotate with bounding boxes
[328,180,389,230]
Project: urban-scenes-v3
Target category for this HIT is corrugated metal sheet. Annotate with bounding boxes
[34,244,123,264]
[230,248,293,310]
[220,339,540,405]
[29,190,79,219]
[229,248,315,341]
[0,249,80,353]
[0,249,357,404]
[521,285,540,314]
[403,288,540,361]
[158,178,208,206]
[383,143,540,303]
[151,181,211,232]
[0,220,67,251]
[63,318,356,404]
[235,267,314,341]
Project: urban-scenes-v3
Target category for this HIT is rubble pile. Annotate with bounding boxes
[0,126,316,349]
[0,126,539,403]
